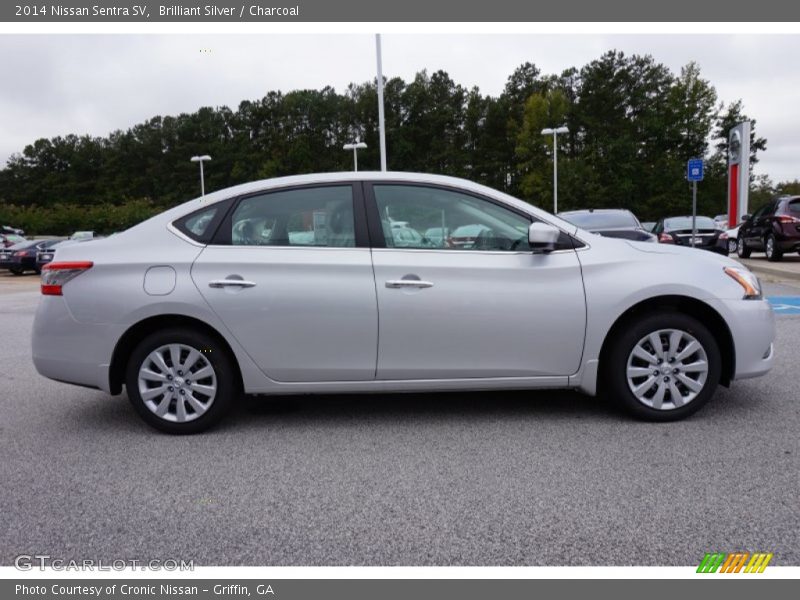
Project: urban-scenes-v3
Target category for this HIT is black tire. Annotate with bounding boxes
[765,234,783,262]
[604,312,722,422]
[125,328,238,434]
[10,268,23,275]
[736,237,751,258]
[727,238,737,254]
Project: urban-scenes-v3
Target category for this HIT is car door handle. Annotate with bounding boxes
[208,279,257,289]
[385,280,434,289]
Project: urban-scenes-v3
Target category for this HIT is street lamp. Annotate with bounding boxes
[541,126,569,214]
[343,141,367,172]
[190,155,211,197]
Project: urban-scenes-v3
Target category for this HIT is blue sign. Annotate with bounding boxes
[687,158,704,182]
[767,296,800,315]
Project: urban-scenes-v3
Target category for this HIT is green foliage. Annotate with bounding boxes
[0,199,160,236]
[0,51,778,228]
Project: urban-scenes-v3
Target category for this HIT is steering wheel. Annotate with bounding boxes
[474,228,513,251]
[472,228,494,250]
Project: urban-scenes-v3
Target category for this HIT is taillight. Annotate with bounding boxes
[14,250,30,257]
[719,232,729,240]
[41,261,93,296]
[777,215,800,224]
[658,233,674,243]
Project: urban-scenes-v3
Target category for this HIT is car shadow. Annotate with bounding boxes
[228,388,621,428]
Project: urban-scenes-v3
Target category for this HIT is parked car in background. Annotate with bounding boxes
[70,231,100,241]
[1,233,26,248]
[652,216,727,254]
[736,196,800,261]
[33,172,774,433]
[559,209,656,242]
[35,239,70,271]
[713,214,729,229]
[720,225,740,254]
[1,225,25,236]
[0,239,61,274]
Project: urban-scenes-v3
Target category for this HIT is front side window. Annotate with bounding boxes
[230,186,355,248]
[372,185,533,251]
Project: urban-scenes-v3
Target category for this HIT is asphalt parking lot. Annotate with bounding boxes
[0,271,798,566]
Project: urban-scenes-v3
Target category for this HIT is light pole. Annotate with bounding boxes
[541,126,569,214]
[190,155,211,197]
[376,34,387,171]
[343,141,367,172]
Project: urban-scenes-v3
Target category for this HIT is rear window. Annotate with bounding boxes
[664,216,717,231]
[788,200,800,216]
[173,204,222,243]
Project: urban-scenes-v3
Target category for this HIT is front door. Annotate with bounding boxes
[366,183,586,380]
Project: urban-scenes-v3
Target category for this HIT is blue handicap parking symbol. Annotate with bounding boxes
[767,296,800,315]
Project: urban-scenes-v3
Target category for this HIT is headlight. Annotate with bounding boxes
[724,266,762,299]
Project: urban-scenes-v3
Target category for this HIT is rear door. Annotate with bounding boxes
[191,183,378,382]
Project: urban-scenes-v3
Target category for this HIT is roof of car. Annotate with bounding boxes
[193,171,504,204]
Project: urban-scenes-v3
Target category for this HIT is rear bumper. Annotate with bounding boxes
[32,296,117,393]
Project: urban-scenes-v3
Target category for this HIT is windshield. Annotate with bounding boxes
[561,211,638,229]
[664,216,718,231]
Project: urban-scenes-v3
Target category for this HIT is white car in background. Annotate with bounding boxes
[721,225,741,255]
[32,172,774,433]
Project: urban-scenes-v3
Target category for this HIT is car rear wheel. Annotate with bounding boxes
[605,312,721,421]
[765,234,783,262]
[125,328,238,434]
[736,237,751,258]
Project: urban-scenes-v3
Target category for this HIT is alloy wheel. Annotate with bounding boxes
[137,343,217,423]
[625,329,709,410]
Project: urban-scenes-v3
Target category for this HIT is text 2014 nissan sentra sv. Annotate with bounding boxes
[32,172,775,433]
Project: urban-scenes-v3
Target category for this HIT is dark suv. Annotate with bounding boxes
[737,196,800,261]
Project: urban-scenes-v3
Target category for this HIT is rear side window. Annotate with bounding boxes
[787,199,800,216]
[229,186,355,248]
[173,205,221,243]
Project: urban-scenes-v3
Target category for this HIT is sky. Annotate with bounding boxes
[0,34,798,182]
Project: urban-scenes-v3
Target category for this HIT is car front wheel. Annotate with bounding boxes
[125,328,238,434]
[736,237,751,258]
[605,312,721,421]
[727,238,737,254]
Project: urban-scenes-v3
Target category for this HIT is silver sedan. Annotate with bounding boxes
[32,172,775,433]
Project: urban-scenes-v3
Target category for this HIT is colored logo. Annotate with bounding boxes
[697,552,773,573]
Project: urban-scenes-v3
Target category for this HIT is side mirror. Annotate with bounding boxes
[528,222,561,253]
[741,214,751,222]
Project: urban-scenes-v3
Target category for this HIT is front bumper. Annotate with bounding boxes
[721,297,775,380]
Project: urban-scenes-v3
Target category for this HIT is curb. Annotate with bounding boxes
[743,262,800,283]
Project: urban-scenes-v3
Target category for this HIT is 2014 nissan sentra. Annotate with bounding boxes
[32,172,775,433]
